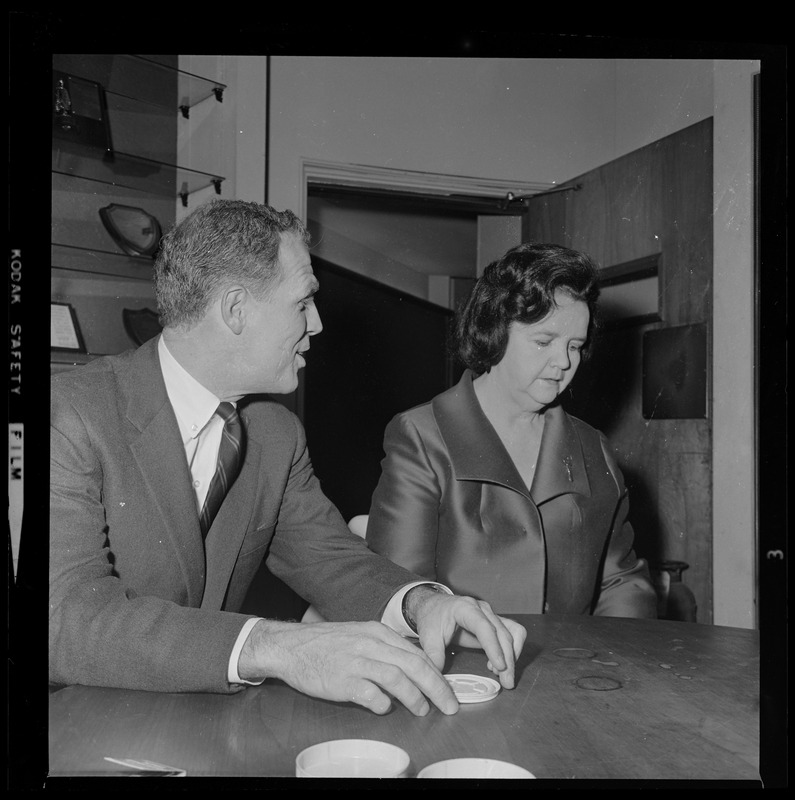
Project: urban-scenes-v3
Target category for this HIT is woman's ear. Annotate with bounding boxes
[220,286,247,335]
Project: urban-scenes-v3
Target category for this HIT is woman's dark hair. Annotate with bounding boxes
[453,242,601,374]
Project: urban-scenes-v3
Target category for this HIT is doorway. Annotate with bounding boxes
[303,184,523,519]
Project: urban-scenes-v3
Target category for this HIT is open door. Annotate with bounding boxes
[523,118,714,621]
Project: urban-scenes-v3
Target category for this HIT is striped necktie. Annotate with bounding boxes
[200,402,244,538]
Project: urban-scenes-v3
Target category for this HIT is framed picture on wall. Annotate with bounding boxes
[51,302,86,353]
[597,254,661,330]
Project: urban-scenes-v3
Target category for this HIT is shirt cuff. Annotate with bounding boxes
[228,617,265,685]
[382,581,453,637]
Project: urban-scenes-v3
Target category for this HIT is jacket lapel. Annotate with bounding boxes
[433,370,530,497]
[433,370,591,504]
[119,338,206,606]
[530,405,591,505]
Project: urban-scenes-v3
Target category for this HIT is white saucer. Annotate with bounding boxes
[445,673,501,704]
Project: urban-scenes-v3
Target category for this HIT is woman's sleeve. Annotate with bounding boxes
[593,436,659,619]
[365,413,442,581]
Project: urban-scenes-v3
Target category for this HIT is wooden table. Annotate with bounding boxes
[47,615,760,784]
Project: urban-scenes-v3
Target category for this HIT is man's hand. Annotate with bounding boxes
[238,619,460,716]
[404,587,526,689]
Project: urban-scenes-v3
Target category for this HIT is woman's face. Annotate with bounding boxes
[490,290,590,413]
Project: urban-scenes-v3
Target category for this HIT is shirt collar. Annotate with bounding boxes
[158,335,223,443]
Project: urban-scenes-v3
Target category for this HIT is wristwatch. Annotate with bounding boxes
[401,583,451,634]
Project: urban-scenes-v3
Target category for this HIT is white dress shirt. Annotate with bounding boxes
[158,335,227,514]
[157,336,450,685]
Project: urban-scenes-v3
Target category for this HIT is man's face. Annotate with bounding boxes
[236,232,322,395]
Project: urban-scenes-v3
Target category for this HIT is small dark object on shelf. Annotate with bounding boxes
[52,70,113,156]
[100,204,163,258]
[123,308,162,345]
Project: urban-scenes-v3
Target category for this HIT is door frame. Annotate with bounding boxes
[298,157,552,220]
[297,159,541,420]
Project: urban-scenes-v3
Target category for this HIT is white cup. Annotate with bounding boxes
[417,758,535,779]
[295,739,410,778]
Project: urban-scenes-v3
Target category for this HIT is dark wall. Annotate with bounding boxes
[304,258,459,521]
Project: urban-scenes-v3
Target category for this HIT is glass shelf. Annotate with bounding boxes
[52,244,156,282]
[132,55,226,117]
[53,54,226,115]
[50,53,224,368]
[52,145,224,204]
[51,351,97,367]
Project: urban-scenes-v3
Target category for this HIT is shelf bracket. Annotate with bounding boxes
[211,179,223,195]
[179,104,190,120]
[213,87,224,103]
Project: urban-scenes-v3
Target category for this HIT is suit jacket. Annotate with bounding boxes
[366,370,657,617]
[49,337,420,693]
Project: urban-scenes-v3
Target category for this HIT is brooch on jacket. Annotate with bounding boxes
[563,455,574,482]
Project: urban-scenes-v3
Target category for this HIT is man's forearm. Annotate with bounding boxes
[237,618,293,683]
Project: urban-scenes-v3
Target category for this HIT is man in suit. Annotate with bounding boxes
[49,199,525,716]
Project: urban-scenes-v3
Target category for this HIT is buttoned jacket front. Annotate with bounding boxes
[366,371,656,617]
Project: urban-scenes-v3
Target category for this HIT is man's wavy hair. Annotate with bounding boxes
[453,242,601,375]
[154,199,310,329]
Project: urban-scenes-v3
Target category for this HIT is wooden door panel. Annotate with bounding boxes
[524,119,714,621]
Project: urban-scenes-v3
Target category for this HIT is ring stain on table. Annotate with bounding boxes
[574,676,623,691]
[552,647,595,659]
[553,647,624,691]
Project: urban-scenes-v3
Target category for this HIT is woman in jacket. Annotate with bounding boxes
[366,242,657,618]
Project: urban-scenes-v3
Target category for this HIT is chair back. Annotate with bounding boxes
[347,515,369,539]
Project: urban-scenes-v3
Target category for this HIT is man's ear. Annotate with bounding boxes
[221,286,248,335]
